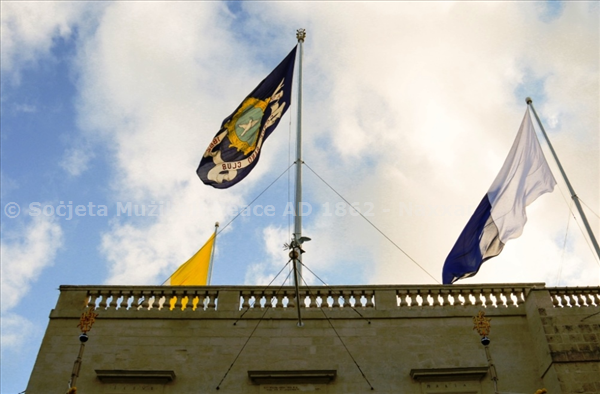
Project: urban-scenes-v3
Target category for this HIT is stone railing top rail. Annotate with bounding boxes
[59,283,551,292]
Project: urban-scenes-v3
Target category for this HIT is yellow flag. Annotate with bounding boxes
[165,233,215,286]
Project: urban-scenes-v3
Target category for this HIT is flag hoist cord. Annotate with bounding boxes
[216,258,375,391]
[527,98,600,264]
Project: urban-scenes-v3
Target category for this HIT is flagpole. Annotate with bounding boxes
[207,222,219,286]
[292,28,306,327]
[526,97,600,262]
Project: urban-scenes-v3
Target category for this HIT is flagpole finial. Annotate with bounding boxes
[215,222,219,227]
[525,97,532,104]
[296,28,306,43]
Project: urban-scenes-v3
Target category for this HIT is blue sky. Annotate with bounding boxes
[1,2,599,393]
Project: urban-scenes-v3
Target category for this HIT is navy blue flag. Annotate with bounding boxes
[197,46,297,188]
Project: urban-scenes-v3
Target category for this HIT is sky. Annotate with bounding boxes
[1,1,599,392]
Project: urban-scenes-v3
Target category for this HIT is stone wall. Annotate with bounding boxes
[26,284,599,394]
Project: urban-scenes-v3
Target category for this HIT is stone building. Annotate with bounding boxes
[27,284,599,393]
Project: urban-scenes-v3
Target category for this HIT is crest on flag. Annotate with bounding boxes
[197,47,297,189]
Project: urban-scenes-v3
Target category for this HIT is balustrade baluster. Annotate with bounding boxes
[578,292,588,307]
[277,292,284,308]
[498,288,509,307]
[130,293,141,310]
[148,293,157,310]
[157,294,167,310]
[342,291,350,307]
[98,292,108,310]
[302,290,310,308]
[431,289,441,307]
[465,290,474,306]
[307,293,316,308]
[365,291,374,308]
[441,289,451,306]
[107,293,119,310]
[350,291,358,307]
[183,293,193,311]
[120,292,131,309]
[398,290,408,308]
[456,289,466,306]
[173,292,183,310]
[515,288,525,306]
[187,292,197,311]
[570,293,580,307]
[413,290,422,307]
[331,292,340,308]
[315,293,323,308]
[481,289,492,307]
[141,291,150,310]
[474,290,483,306]
[87,292,97,309]
[197,292,207,311]
[583,291,594,307]
[241,292,250,309]
[448,289,457,306]
[557,291,567,307]
[425,290,434,307]
[467,291,476,306]
[208,291,217,310]
[278,292,287,309]
[409,290,417,307]
[549,291,560,307]
[490,289,501,307]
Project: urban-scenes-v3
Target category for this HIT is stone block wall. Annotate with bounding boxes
[26,284,599,394]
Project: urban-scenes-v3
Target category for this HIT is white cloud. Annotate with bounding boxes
[71,2,597,287]
[0,215,63,353]
[60,146,94,177]
[0,313,37,354]
[1,215,63,312]
[0,2,93,80]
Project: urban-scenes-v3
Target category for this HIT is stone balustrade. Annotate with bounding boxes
[62,284,600,315]
[547,287,600,308]
[85,287,219,311]
[239,287,376,309]
[395,285,529,307]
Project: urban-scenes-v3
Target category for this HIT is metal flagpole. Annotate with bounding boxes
[526,97,600,262]
[292,28,306,327]
[207,222,219,286]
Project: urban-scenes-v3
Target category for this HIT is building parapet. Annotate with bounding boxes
[547,286,600,308]
[51,283,599,320]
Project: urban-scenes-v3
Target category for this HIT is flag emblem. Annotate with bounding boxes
[197,47,297,188]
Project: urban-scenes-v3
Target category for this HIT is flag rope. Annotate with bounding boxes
[579,198,600,220]
[555,200,573,286]
[540,155,599,267]
[303,162,440,284]
[298,273,375,391]
[528,99,600,263]
[216,269,294,390]
[217,162,295,236]
[298,261,371,323]
[570,214,600,266]
[233,260,293,325]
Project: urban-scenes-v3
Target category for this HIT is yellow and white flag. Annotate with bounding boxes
[164,233,215,286]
